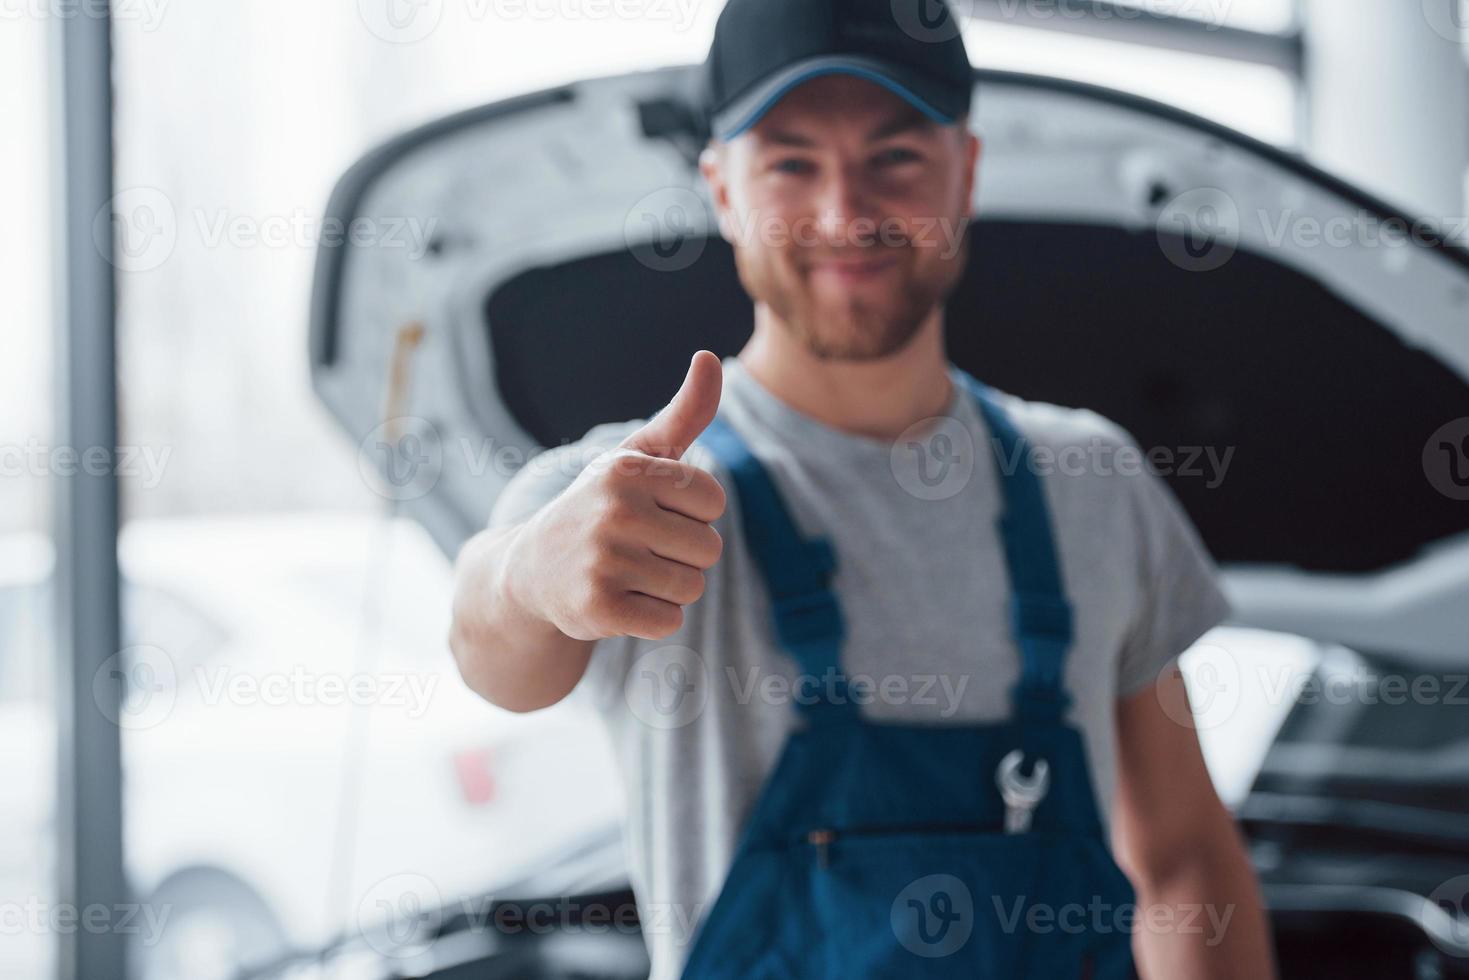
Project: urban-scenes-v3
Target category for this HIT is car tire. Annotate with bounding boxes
[131,866,290,980]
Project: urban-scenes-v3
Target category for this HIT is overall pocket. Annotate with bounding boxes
[801,824,1103,980]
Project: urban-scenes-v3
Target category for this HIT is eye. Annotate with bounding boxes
[872,146,921,167]
[771,157,815,176]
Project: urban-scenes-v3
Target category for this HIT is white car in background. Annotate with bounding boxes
[0,515,625,980]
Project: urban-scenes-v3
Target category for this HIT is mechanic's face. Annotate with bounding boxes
[701,74,980,361]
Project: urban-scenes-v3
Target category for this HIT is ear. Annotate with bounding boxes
[959,128,982,212]
[699,141,738,244]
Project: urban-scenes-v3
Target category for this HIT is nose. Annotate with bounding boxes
[812,166,875,247]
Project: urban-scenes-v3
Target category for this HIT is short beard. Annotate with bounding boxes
[735,240,969,363]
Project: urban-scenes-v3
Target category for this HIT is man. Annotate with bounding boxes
[449,0,1276,976]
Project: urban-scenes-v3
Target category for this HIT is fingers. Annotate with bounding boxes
[623,552,709,607]
[600,452,726,523]
[615,592,685,641]
[618,350,723,461]
[648,465,726,524]
[645,510,724,570]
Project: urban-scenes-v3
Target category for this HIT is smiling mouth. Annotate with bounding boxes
[808,255,900,282]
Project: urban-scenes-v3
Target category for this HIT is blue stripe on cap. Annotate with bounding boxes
[715,64,957,141]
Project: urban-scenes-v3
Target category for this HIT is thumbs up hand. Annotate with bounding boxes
[504,351,727,642]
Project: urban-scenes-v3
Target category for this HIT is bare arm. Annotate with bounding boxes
[447,351,726,713]
[448,522,596,712]
[1112,667,1278,979]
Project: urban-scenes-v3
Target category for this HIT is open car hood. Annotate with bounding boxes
[310,66,1469,661]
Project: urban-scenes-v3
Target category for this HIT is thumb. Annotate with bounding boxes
[620,350,723,460]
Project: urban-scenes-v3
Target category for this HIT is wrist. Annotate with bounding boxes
[496,520,567,642]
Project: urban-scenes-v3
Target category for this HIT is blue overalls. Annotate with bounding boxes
[680,371,1139,979]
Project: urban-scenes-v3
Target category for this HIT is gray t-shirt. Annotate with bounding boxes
[489,355,1232,980]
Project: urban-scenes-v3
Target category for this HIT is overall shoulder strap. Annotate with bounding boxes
[695,414,856,723]
[957,372,1077,723]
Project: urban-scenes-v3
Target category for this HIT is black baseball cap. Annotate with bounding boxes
[702,0,974,142]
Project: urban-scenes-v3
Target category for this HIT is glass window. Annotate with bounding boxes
[0,11,56,979]
[108,8,644,977]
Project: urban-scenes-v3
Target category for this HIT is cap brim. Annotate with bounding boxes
[710,54,967,142]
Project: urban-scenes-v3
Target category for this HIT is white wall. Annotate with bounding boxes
[1304,0,1469,226]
